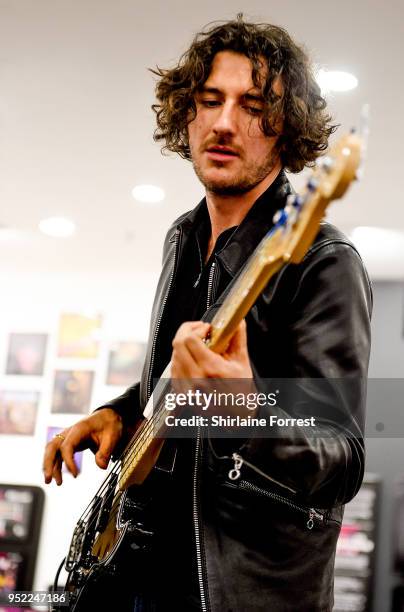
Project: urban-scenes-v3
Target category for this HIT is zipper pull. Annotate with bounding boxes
[193,271,202,288]
[229,453,243,480]
[307,508,324,530]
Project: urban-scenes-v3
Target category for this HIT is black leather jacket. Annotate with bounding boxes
[106,171,372,611]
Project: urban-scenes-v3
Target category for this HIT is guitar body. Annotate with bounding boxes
[54,443,177,612]
[62,519,139,612]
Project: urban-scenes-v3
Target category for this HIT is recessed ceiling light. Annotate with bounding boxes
[38,216,76,238]
[316,69,358,93]
[132,184,165,203]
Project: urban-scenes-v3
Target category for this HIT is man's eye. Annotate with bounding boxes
[201,100,220,107]
[245,106,263,115]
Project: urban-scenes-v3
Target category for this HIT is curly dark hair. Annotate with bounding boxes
[150,15,337,173]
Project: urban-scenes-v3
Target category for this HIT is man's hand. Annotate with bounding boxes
[43,408,124,485]
[171,319,253,379]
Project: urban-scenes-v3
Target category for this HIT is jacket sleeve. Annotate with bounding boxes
[99,381,143,427]
[243,241,372,508]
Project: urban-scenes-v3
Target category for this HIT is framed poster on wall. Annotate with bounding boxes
[5,333,48,376]
[0,484,44,592]
[0,391,39,436]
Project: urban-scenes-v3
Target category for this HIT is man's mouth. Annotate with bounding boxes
[205,146,239,161]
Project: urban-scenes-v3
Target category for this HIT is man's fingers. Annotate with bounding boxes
[184,334,224,376]
[43,437,66,484]
[43,436,67,483]
[171,341,204,378]
[43,445,56,483]
[57,424,91,478]
[173,321,210,344]
[43,409,124,485]
[52,456,63,486]
[172,321,211,378]
[95,430,120,469]
[225,319,248,356]
[60,440,79,478]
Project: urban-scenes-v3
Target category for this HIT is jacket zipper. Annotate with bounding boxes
[229,452,297,494]
[193,430,209,612]
[192,260,217,612]
[146,228,180,401]
[234,480,323,529]
[228,453,324,530]
[206,261,216,310]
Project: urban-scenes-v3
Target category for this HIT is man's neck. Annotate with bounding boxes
[205,161,282,261]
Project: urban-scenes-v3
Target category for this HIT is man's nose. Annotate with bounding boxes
[212,102,237,135]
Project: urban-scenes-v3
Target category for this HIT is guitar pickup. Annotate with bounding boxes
[95,474,118,533]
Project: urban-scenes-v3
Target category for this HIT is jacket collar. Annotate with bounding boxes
[175,170,292,278]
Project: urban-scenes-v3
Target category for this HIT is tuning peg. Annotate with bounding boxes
[284,205,298,226]
[317,156,334,173]
[306,178,318,192]
[272,208,288,226]
[285,195,301,226]
[295,194,305,208]
[288,194,304,210]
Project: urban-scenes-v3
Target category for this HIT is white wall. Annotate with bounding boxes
[0,267,158,591]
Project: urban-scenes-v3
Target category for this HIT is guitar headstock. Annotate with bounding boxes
[259,130,362,266]
[313,131,362,200]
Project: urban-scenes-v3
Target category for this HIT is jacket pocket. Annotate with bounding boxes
[212,449,341,530]
[223,478,327,530]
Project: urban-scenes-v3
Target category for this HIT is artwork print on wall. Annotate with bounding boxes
[0,550,24,595]
[51,370,94,414]
[106,341,147,386]
[5,333,48,376]
[57,313,102,359]
[0,391,39,435]
[0,487,33,540]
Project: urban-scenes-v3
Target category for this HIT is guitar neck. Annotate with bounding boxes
[206,227,286,353]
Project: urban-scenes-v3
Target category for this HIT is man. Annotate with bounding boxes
[43,16,372,612]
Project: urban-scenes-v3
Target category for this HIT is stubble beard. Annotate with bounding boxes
[192,150,278,196]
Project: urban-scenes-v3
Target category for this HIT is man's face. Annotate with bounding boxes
[188,50,281,196]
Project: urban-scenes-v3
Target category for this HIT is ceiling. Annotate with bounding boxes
[1,0,403,279]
